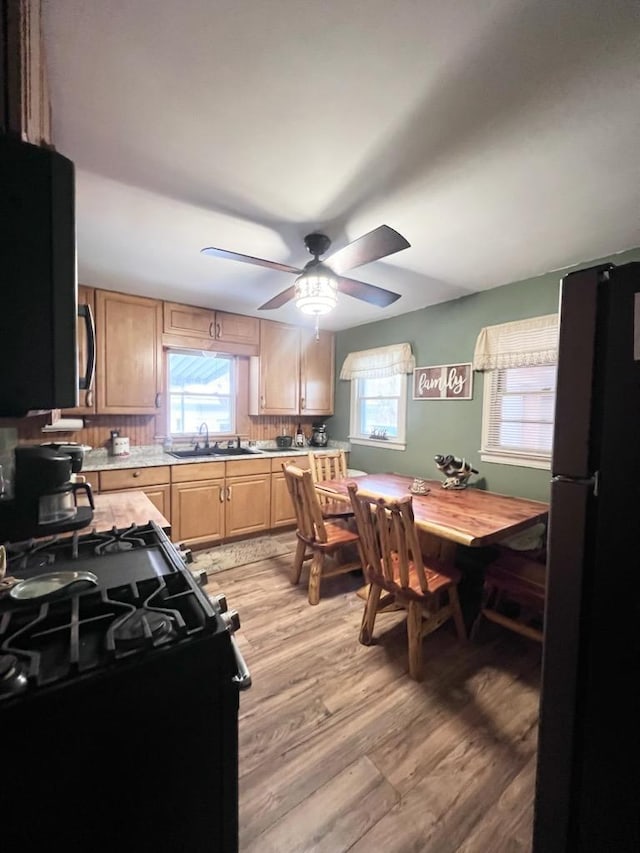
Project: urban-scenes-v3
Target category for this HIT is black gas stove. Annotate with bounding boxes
[1,522,248,853]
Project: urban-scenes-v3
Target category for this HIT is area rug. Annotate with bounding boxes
[190,533,296,575]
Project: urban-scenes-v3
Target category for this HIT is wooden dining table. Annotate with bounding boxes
[315,473,549,564]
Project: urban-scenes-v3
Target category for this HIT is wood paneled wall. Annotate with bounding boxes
[3,413,324,448]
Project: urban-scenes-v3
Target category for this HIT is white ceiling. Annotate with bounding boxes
[43,0,640,331]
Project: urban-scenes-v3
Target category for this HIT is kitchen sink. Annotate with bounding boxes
[168,447,259,459]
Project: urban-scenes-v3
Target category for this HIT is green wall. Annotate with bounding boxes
[333,247,640,502]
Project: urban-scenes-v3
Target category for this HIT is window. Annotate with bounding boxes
[481,365,556,467]
[350,374,408,450]
[167,351,235,435]
[341,342,414,451]
[475,314,559,469]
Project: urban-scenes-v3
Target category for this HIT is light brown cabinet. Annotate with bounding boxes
[97,466,172,524]
[300,328,335,416]
[224,457,272,537]
[162,301,259,353]
[270,454,310,528]
[251,320,301,415]
[171,458,271,545]
[1,0,52,145]
[63,285,96,415]
[96,290,163,414]
[251,320,335,416]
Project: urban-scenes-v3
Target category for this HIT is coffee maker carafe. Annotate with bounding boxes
[0,447,94,541]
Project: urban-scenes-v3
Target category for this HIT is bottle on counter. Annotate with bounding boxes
[295,423,305,447]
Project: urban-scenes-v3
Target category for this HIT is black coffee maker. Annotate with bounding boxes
[0,447,94,541]
[310,423,329,447]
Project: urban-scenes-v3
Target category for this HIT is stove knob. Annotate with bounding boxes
[213,593,228,613]
[0,654,28,696]
[220,608,240,633]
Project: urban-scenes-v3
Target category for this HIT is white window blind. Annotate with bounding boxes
[475,316,558,468]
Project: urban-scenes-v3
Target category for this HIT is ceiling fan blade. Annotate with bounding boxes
[337,276,401,307]
[258,284,297,310]
[327,225,410,274]
[201,246,301,275]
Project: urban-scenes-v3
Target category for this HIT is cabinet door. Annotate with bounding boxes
[225,473,271,537]
[270,472,297,528]
[171,480,225,545]
[63,284,96,414]
[214,311,260,345]
[163,301,216,340]
[142,485,171,523]
[300,329,335,415]
[96,291,163,414]
[257,320,300,415]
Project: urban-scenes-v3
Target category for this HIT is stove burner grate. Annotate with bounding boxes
[94,525,147,556]
[112,609,174,650]
[5,538,59,572]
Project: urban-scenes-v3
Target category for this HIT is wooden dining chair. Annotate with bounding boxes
[282,463,361,605]
[471,548,546,642]
[347,483,466,681]
[308,449,357,520]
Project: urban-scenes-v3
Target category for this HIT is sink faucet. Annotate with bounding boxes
[194,422,210,451]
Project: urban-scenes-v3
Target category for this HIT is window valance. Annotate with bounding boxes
[473,314,559,371]
[340,342,415,380]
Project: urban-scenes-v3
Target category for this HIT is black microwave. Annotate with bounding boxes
[0,134,93,416]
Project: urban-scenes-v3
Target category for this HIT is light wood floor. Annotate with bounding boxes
[204,542,541,853]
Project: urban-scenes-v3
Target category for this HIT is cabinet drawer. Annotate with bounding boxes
[171,461,225,483]
[225,457,271,477]
[99,466,171,491]
[271,455,310,472]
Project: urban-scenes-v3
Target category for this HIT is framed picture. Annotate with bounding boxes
[412,362,473,400]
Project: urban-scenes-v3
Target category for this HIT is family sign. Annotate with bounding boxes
[412,363,473,400]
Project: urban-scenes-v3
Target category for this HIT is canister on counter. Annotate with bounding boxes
[110,431,130,457]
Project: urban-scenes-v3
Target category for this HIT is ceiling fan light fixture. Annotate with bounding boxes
[294,264,338,315]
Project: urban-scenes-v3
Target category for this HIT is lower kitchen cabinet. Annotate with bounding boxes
[96,466,172,525]
[224,458,272,539]
[171,458,271,546]
[270,454,310,528]
[171,478,226,545]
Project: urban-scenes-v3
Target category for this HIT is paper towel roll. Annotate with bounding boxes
[42,418,85,432]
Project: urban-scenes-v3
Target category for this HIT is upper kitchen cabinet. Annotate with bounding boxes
[1,0,52,145]
[251,320,300,415]
[62,284,96,415]
[250,320,335,416]
[300,328,335,416]
[162,302,259,355]
[96,290,163,414]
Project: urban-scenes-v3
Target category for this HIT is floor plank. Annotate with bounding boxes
[206,536,540,852]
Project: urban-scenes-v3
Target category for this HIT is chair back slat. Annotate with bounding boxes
[348,484,431,595]
[283,463,328,543]
[308,450,348,505]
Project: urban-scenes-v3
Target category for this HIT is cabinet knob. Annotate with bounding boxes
[133,471,141,478]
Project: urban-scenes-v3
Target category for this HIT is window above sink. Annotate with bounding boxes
[168,351,235,436]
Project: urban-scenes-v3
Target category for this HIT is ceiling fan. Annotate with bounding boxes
[201,225,409,314]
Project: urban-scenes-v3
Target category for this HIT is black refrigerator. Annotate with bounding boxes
[533,262,640,852]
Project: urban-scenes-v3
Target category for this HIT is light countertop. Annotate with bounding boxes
[83,443,348,472]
